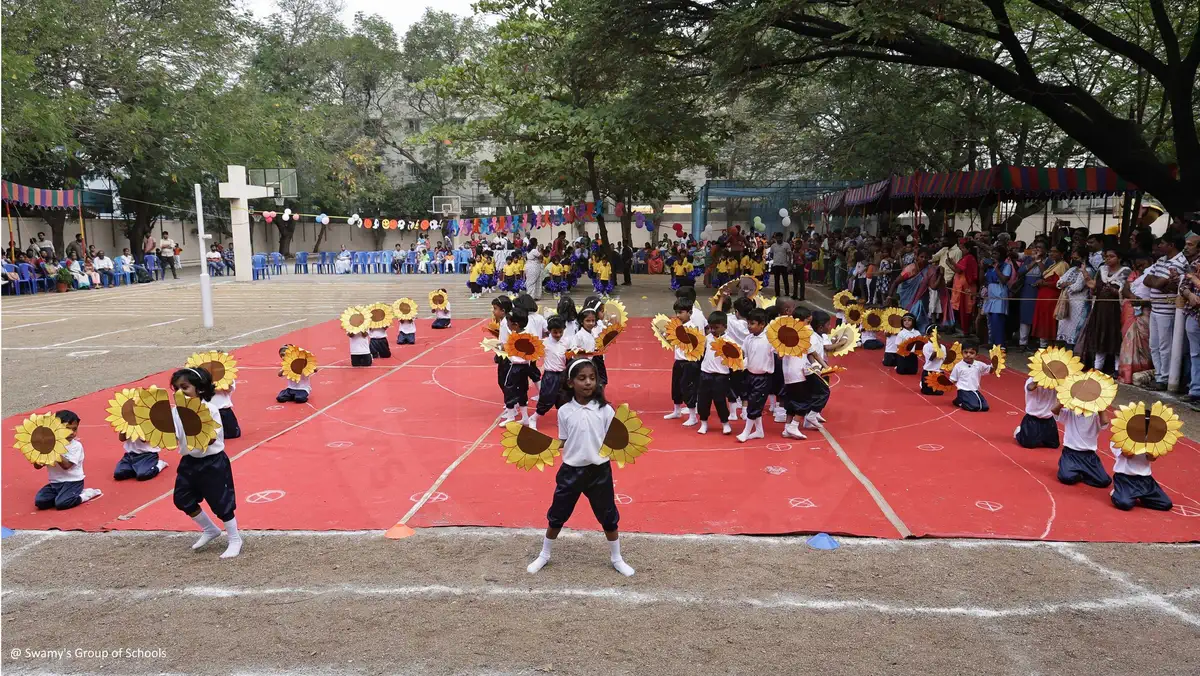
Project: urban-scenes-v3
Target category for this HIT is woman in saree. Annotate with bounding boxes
[1118,255,1153,384]
[951,241,978,332]
[1080,249,1130,373]
[1015,244,1044,350]
[646,245,664,275]
[891,248,942,332]
[1031,244,1068,348]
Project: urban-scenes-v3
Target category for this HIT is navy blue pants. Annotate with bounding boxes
[395,332,415,345]
[744,373,773,419]
[782,381,810,416]
[35,480,83,510]
[1057,447,1112,488]
[671,360,699,407]
[276,387,310,403]
[882,352,898,367]
[729,370,747,403]
[1111,473,1172,511]
[535,370,565,415]
[987,312,1007,348]
[547,462,619,531]
[696,372,731,423]
[432,317,451,329]
[1015,415,1059,449]
[173,451,237,521]
[504,362,532,408]
[895,354,919,375]
[863,339,884,350]
[114,452,162,481]
[350,353,373,367]
[219,407,240,439]
[953,390,989,411]
[370,337,392,358]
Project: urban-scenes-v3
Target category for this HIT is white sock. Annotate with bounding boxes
[529,413,539,430]
[520,407,530,424]
[737,419,754,442]
[497,407,517,427]
[191,512,222,550]
[527,537,553,573]
[79,488,103,503]
[664,404,681,420]
[609,538,635,576]
[220,517,243,558]
[155,459,168,472]
[756,418,765,435]
[722,422,732,435]
[681,406,690,415]
[682,412,698,427]
[698,421,708,434]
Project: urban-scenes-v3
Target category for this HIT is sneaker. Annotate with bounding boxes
[782,423,807,439]
[697,422,708,435]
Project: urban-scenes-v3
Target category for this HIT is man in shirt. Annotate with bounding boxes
[158,230,178,279]
[768,232,792,298]
[36,232,55,257]
[64,234,85,262]
[1141,233,1189,390]
[92,250,115,287]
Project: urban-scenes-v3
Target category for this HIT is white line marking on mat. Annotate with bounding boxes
[398,419,499,526]
[110,319,486,524]
[1053,543,1200,627]
[2,317,69,330]
[816,426,912,538]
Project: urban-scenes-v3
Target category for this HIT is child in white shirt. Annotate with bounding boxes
[113,430,168,481]
[395,314,416,346]
[737,307,774,442]
[920,327,946,396]
[948,343,992,411]
[664,299,703,424]
[276,344,315,404]
[210,378,240,439]
[369,314,393,358]
[1052,402,1113,489]
[499,309,536,428]
[34,410,103,509]
[1014,377,1059,448]
[349,328,372,366]
[531,316,570,430]
[893,315,921,375]
[1109,442,1172,511]
[723,297,753,421]
[696,312,733,435]
[431,288,452,329]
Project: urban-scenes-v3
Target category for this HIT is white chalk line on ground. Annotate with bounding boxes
[1,344,252,351]
[2,317,70,330]
[109,319,486,524]
[1054,543,1200,627]
[0,533,57,563]
[5,582,1199,622]
[46,318,186,347]
[199,320,305,347]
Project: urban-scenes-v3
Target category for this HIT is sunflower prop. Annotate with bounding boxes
[186,351,239,391]
[924,371,956,394]
[281,345,317,383]
[105,388,147,441]
[821,365,847,376]
[1110,401,1183,458]
[766,316,813,357]
[711,337,745,370]
[500,422,562,471]
[602,298,628,327]
[480,337,507,357]
[595,323,624,354]
[13,413,72,467]
[989,345,1006,377]
[428,289,449,311]
[736,274,763,299]
[482,319,501,339]
[506,332,545,362]
[897,335,929,357]
[941,342,963,372]
[833,290,855,312]
[1029,347,1083,390]
[883,308,906,335]
[844,304,864,326]
[651,314,674,351]
[134,388,221,451]
[367,302,394,330]
[862,308,886,333]
[665,318,705,360]
[1056,371,1118,417]
[929,327,942,358]
[340,306,370,334]
[599,404,653,468]
[391,298,418,322]
[755,294,776,310]
[828,323,860,357]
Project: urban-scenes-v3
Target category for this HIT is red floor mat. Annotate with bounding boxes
[5,318,1200,541]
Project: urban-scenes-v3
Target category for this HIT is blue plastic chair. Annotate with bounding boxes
[113,259,134,286]
[270,252,284,274]
[457,250,470,273]
[380,250,394,273]
[404,250,417,274]
[19,263,50,293]
[367,251,381,273]
[252,254,271,280]
[3,264,21,295]
[294,251,309,273]
[144,255,163,280]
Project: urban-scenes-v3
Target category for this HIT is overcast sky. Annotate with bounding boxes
[244,0,479,34]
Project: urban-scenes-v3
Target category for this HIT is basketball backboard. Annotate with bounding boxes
[248,168,298,206]
[432,195,461,217]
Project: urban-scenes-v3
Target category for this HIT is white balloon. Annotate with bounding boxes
[778,208,789,218]
[781,217,792,227]
[430,219,440,229]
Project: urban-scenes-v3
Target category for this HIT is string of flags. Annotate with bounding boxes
[250,201,660,237]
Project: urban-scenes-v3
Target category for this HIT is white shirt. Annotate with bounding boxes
[949,360,991,392]
[860,330,877,345]
[922,341,944,372]
[565,319,579,337]
[498,318,511,345]
[743,332,774,374]
[527,312,548,338]
[725,315,749,345]
[884,333,902,354]
[289,375,312,393]
[543,334,568,372]
[691,303,708,332]
[1023,378,1057,418]
[557,399,614,467]
[210,380,236,409]
[48,439,85,483]
[124,438,159,455]
[367,327,388,339]
[1146,252,1187,315]
[206,251,222,262]
[1059,410,1106,451]
[435,303,452,319]
[159,239,176,258]
[896,328,921,344]
[397,320,416,335]
[349,334,370,355]
[783,355,809,384]
[701,334,731,374]
[182,400,225,458]
[572,326,597,353]
[673,314,705,361]
[93,256,114,270]
[1111,442,1152,476]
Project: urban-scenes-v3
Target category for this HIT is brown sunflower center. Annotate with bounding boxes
[1046,360,1069,380]
[515,338,535,354]
[516,426,553,455]
[1127,413,1168,444]
[290,357,309,374]
[30,426,57,453]
[205,361,225,383]
[149,400,174,432]
[1070,378,1102,401]
[122,398,138,425]
[349,314,365,327]
[178,406,202,436]
[398,303,411,314]
[432,294,445,305]
[603,420,629,450]
[602,330,618,347]
[371,309,386,321]
[888,315,902,328]
[867,314,881,327]
[777,326,799,347]
[721,343,740,357]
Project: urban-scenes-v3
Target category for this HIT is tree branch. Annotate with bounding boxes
[1023,0,1168,81]
[982,0,1039,84]
[1147,0,1181,65]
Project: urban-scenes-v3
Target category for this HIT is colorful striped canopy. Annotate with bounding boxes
[1,180,79,209]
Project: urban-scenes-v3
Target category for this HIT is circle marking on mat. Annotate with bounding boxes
[626,383,640,389]
[917,444,943,452]
[246,490,285,504]
[975,500,1003,512]
[614,493,633,505]
[326,441,353,449]
[383,407,406,414]
[1172,504,1200,517]
[765,466,787,475]
[1007,411,1019,416]
[411,491,448,503]
[766,443,792,452]
[266,405,285,411]
[788,497,816,508]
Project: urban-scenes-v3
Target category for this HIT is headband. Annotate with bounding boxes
[568,358,594,378]
[186,367,205,379]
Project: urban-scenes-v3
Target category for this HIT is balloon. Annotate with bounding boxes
[778,208,789,218]
[262,211,277,223]
[281,208,293,221]
[616,202,625,217]
[754,222,766,232]
[753,215,763,225]
[781,217,791,227]
[347,213,361,226]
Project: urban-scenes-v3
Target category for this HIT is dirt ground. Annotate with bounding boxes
[3,271,1199,674]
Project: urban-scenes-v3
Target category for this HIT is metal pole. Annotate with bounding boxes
[194,183,213,328]
[1169,305,1186,393]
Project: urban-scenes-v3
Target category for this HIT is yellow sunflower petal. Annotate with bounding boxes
[340,306,370,334]
[391,298,418,322]
[766,316,813,357]
[281,346,317,383]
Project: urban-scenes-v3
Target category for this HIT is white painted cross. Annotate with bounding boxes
[219,165,274,282]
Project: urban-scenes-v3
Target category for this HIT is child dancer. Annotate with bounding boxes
[737,308,772,442]
[1109,441,1172,511]
[771,301,801,423]
[531,315,570,431]
[725,296,753,421]
[211,379,240,439]
[557,295,579,336]
[1052,401,1113,488]
[670,254,694,290]
[696,311,734,435]
[369,316,393,359]
[593,255,614,296]
[665,299,702,424]
[570,305,599,357]
[1014,377,1059,448]
[800,310,836,431]
[432,289,452,329]
[948,342,991,411]
[348,326,372,367]
[920,326,945,395]
[33,410,103,509]
[544,258,562,296]
[493,295,515,415]
[171,367,242,558]
[892,314,921,373]
[395,308,417,346]
[276,344,315,403]
[481,251,496,293]
[526,357,635,577]
[581,297,609,386]
[114,427,168,481]
[468,256,483,299]
[500,309,534,427]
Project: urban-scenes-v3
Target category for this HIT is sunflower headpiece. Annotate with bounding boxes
[828,322,860,357]
[665,317,705,360]
[391,298,418,322]
[367,302,394,330]
[1110,401,1183,458]
[988,345,1006,377]
[505,332,545,362]
[832,290,855,312]
[500,422,562,471]
[1029,347,1083,390]
[500,403,651,470]
[862,308,886,334]
[134,387,221,451]
[482,319,502,339]
[844,304,864,327]
[1056,371,1118,416]
[711,337,745,370]
[600,404,653,468]
[897,335,929,357]
[595,323,624,354]
[882,308,906,335]
[185,351,239,391]
[105,388,147,440]
[602,298,628,327]
[941,341,963,372]
[340,306,370,334]
[766,316,813,357]
[281,345,317,383]
[924,371,956,394]
[13,413,72,466]
[650,314,674,351]
[428,289,449,311]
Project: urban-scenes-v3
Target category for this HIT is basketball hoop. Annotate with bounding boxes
[249,168,298,208]
[432,195,461,218]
